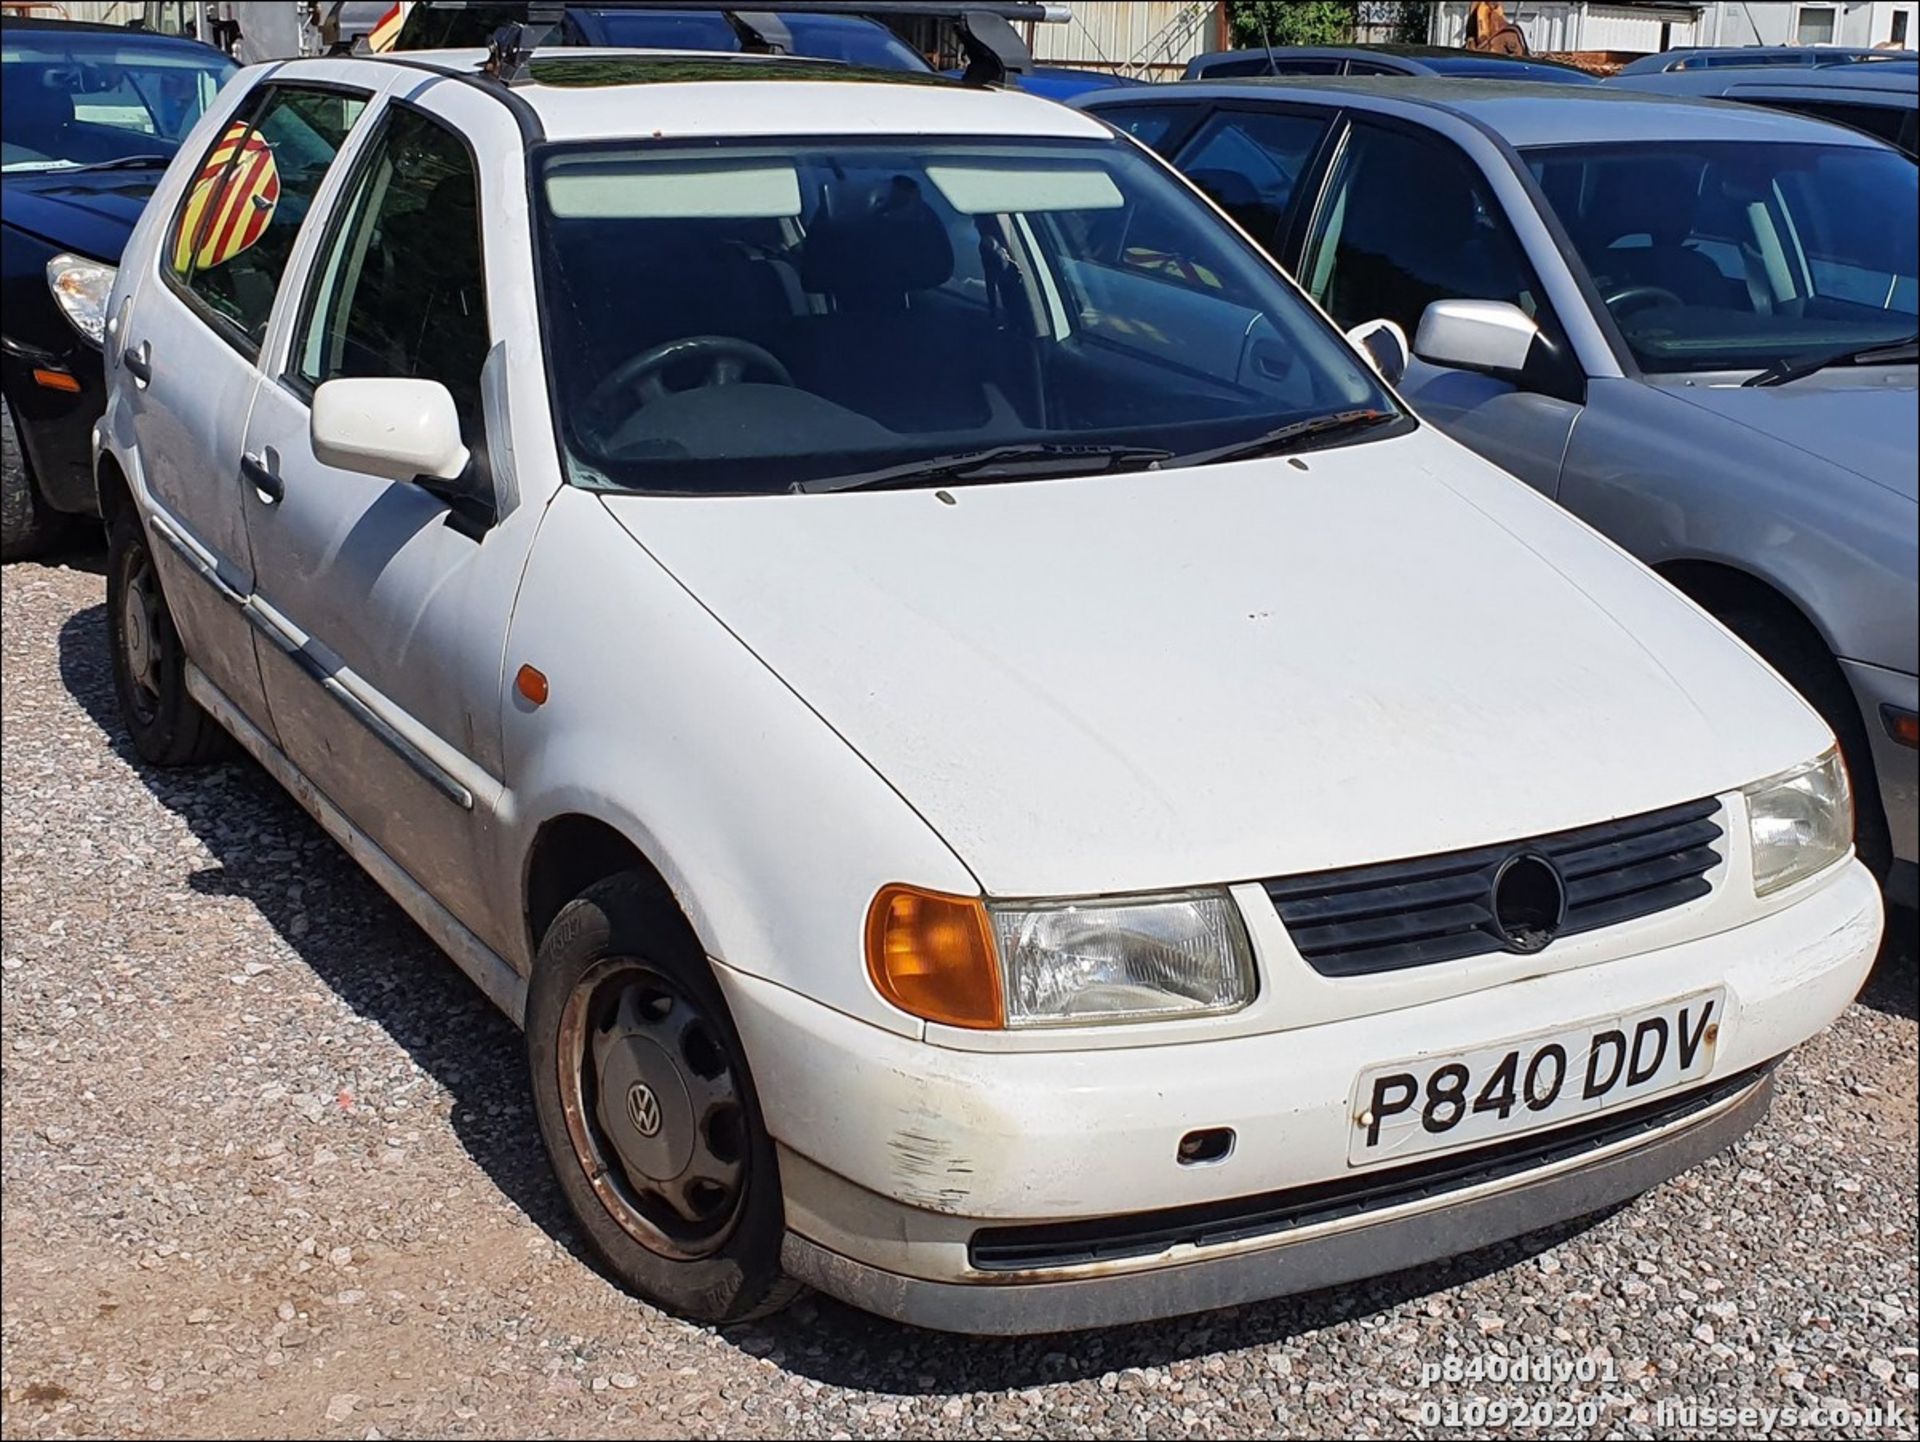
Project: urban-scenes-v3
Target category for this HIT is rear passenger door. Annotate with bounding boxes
[125,79,370,737]
[1295,118,1584,495]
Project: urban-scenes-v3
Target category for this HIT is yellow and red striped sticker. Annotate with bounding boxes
[170,121,281,276]
[367,1,411,53]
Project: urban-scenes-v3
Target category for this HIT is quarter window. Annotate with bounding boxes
[169,85,367,353]
[294,106,489,431]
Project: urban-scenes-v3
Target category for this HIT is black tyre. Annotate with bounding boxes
[1720,604,1892,881]
[527,871,799,1325]
[106,504,230,766]
[1,391,70,562]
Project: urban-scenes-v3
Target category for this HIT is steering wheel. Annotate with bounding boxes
[1603,284,1685,318]
[581,335,794,431]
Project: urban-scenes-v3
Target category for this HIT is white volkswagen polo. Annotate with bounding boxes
[91,33,1882,1333]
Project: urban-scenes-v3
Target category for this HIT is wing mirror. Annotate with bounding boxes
[1413,299,1540,376]
[311,378,470,485]
[1344,317,1409,386]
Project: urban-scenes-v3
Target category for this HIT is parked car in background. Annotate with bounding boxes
[1608,61,1919,156]
[1,14,233,558]
[1183,44,1602,85]
[393,1,934,69]
[1083,79,1919,909]
[1614,44,1893,75]
[97,31,1884,1334]
[946,62,1148,100]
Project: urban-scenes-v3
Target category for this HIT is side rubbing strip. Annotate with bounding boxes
[147,512,475,812]
[243,608,475,811]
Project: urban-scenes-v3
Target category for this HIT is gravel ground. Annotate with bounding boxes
[3,549,1916,1441]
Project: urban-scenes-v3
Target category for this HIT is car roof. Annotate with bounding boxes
[0,14,227,52]
[1083,76,1892,149]
[1614,44,1887,74]
[1185,44,1593,74]
[1610,63,1920,102]
[387,48,1111,143]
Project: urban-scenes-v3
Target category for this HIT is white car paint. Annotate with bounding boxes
[96,48,1884,1331]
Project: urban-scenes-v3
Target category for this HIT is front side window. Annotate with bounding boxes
[169,85,367,353]
[1172,109,1330,252]
[1300,121,1545,336]
[0,33,234,171]
[533,136,1396,495]
[294,107,488,431]
[1526,140,1918,373]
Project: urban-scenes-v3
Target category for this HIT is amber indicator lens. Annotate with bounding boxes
[865,885,1003,1029]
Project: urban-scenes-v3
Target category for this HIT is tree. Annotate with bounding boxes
[1228,0,1357,49]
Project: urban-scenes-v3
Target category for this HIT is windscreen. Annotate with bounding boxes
[1,32,235,172]
[534,136,1396,494]
[1527,140,1918,373]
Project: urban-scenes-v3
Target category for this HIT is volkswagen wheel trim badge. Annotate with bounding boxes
[626,1081,662,1138]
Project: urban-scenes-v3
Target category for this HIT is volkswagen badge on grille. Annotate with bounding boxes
[1489,852,1567,953]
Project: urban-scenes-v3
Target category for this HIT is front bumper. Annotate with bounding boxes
[779,1068,1774,1334]
[1841,658,1919,898]
[0,337,106,516]
[715,858,1880,1332]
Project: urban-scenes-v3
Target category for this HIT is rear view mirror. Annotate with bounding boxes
[1344,318,1409,386]
[311,378,469,484]
[1413,300,1539,376]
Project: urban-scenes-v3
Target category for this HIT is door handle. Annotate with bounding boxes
[123,339,152,385]
[241,448,284,503]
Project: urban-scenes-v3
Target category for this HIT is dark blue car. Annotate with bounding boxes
[2,17,235,558]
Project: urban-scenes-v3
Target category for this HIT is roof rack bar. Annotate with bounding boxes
[957,8,1031,86]
[411,1,1063,22]
[726,9,794,54]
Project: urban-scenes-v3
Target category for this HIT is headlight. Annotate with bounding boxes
[991,891,1255,1027]
[865,883,1254,1030]
[46,254,116,348]
[1744,747,1852,897]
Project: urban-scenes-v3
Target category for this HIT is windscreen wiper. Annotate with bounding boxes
[793,442,1172,495]
[1743,335,1919,388]
[1165,408,1401,469]
[70,154,173,172]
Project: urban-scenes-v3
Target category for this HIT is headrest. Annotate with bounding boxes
[801,176,954,299]
[1591,159,1699,248]
[1,69,75,130]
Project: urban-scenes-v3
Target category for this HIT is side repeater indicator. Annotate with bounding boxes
[515,664,549,706]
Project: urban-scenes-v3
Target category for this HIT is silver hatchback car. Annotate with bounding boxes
[1082,81,1919,907]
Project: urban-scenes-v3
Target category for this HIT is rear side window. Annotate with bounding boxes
[1753,97,1911,150]
[293,106,489,433]
[168,84,367,354]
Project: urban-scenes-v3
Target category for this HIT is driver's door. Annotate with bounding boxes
[237,85,539,958]
[1295,118,1583,496]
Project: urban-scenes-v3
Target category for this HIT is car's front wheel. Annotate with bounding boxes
[526,870,798,1324]
[106,505,230,766]
[2,391,70,563]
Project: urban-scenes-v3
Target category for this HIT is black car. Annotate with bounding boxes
[2,17,235,560]
[392,2,934,69]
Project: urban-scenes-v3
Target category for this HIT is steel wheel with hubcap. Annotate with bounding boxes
[558,957,750,1259]
[105,505,229,766]
[527,870,798,1324]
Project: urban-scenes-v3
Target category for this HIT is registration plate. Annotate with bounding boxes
[1348,989,1725,1168]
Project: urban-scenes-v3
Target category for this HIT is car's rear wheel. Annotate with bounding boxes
[526,870,799,1324]
[106,505,230,766]
[2,391,70,563]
